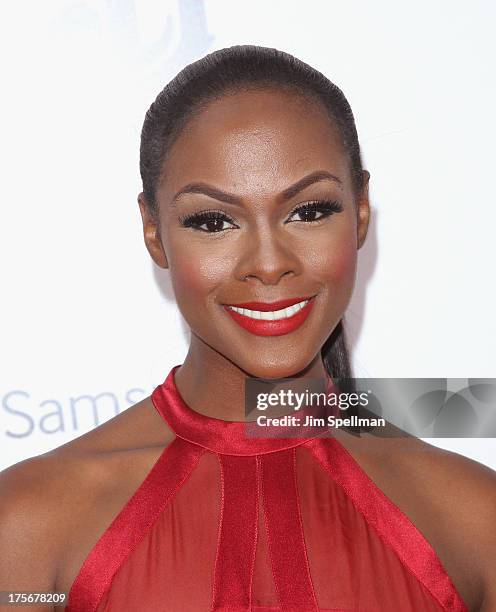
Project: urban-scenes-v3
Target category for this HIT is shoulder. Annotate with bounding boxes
[382,436,496,611]
[404,439,496,610]
[336,431,496,610]
[0,451,75,594]
[343,431,496,529]
[395,437,496,534]
[0,395,175,594]
[0,393,175,519]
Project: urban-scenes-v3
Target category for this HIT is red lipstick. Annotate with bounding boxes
[223,295,316,337]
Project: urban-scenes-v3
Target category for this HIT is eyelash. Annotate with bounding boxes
[178,200,343,233]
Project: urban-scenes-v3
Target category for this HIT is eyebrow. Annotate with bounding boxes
[170,170,343,207]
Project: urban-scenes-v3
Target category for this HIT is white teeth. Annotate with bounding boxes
[227,299,310,321]
[286,304,298,317]
[260,311,275,321]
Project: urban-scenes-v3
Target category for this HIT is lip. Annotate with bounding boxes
[222,295,317,337]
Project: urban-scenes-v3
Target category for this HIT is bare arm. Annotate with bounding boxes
[0,455,63,611]
[478,508,496,612]
[468,462,496,612]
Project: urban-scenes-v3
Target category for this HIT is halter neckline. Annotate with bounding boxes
[151,364,337,456]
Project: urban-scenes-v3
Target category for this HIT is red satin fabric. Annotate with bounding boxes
[66,365,468,612]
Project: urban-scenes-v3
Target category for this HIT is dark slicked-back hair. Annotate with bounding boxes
[140,45,364,382]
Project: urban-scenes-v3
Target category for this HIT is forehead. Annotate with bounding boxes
[158,88,349,202]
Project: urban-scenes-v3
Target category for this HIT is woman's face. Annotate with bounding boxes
[140,87,369,379]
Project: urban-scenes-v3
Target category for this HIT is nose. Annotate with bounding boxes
[234,224,300,286]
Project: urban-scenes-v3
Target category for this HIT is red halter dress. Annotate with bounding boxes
[66,365,468,611]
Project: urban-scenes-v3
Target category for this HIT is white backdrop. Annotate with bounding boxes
[1,0,495,471]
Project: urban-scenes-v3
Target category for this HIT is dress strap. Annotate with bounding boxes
[305,437,469,612]
[66,438,204,612]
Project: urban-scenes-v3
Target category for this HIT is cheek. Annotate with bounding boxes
[312,227,357,298]
[325,240,356,282]
[167,238,232,309]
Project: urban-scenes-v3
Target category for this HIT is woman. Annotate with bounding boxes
[0,45,495,612]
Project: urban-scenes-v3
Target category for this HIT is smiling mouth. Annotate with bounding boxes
[225,297,313,321]
[222,295,317,336]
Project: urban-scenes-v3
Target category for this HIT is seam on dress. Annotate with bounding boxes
[211,451,226,611]
[249,456,261,612]
[292,446,320,611]
[259,454,283,609]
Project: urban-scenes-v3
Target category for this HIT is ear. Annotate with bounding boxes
[356,170,370,250]
[138,193,169,269]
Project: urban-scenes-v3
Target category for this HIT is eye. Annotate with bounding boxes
[178,210,239,233]
[285,199,343,223]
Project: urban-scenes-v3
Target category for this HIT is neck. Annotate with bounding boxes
[173,333,328,421]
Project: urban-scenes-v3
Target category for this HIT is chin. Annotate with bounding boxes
[237,353,316,381]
